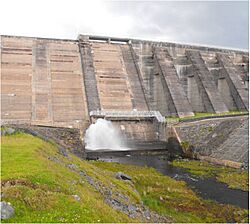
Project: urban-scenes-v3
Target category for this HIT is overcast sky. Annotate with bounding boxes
[0,0,248,50]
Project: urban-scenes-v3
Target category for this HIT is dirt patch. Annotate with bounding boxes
[1,179,37,189]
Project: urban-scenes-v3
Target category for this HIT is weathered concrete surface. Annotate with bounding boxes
[79,41,101,113]
[186,50,228,113]
[172,116,249,167]
[217,53,249,110]
[1,34,249,144]
[154,47,194,117]
[1,36,88,128]
[91,42,135,111]
[121,44,149,110]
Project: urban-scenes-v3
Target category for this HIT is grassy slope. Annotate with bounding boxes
[1,133,140,223]
[93,161,249,223]
[172,160,249,191]
[1,133,249,223]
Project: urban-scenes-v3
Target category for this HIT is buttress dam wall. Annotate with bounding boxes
[1,35,249,137]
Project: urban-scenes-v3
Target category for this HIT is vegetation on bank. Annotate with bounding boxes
[93,161,249,223]
[1,133,140,223]
[172,159,249,191]
[1,132,249,223]
[165,111,249,123]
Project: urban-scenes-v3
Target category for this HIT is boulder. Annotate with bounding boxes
[67,164,78,170]
[115,172,132,181]
[72,195,81,201]
[1,128,16,136]
[6,128,16,135]
[1,202,14,219]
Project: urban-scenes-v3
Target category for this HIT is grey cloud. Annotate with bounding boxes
[1,0,248,50]
[105,1,248,49]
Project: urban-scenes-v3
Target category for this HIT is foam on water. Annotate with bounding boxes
[84,118,126,150]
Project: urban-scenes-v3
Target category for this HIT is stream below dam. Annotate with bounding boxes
[96,154,248,209]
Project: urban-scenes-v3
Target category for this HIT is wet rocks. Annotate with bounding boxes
[1,202,14,219]
[115,172,132,181]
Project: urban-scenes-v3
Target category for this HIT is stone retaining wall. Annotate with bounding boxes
[171,116,249,168]
[3,125,85,158]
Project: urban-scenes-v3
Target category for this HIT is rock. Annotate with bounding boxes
[241,162,248,170]
[79,171,86,177]
[0,130,6,136]
[86,176,95,186]
[72,195,80,201]
[1,128,16,136]
[143,208,151,220]
[115,172,132,181]
[67,164,77,170]
[106,198,124,211]
[48,156,61,164]
[1,202,14,219]
[59,147,68,157]
[212,133,218,138]
[6,128,16,135]
[128,204,136,213]
[71,180,77,185]
[117,193,128,201]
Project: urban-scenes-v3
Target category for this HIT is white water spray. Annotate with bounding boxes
[84,118,125,150]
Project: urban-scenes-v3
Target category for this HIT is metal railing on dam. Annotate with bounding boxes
[89,110,165,123]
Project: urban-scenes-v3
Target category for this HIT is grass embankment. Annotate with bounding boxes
[172,160,249,191]
[1,132,249,223]
[166,111,249,123]
[1,133,140,223]
[93,161,249,223]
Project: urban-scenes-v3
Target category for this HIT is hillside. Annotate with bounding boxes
[1,131,248,223]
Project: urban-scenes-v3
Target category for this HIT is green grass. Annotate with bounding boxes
[1,133,141,223]
[165,111,249,123]
[1,132,249,223]
[92,161,249,223]
[172,159,249,191]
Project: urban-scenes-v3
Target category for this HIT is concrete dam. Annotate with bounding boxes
[1,34,249,166]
